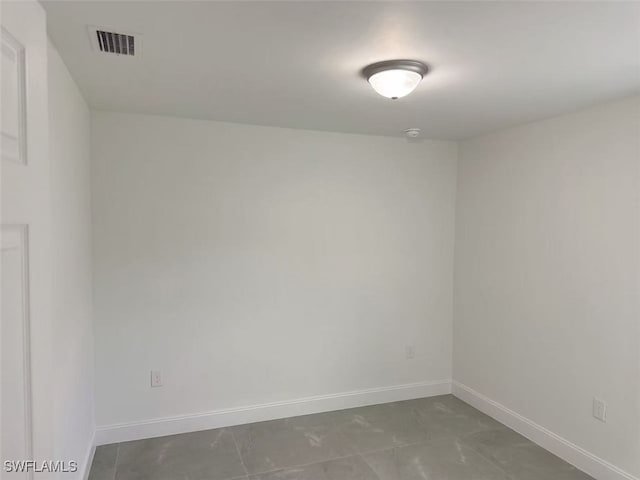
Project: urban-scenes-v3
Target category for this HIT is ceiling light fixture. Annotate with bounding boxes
[363,60,428,100]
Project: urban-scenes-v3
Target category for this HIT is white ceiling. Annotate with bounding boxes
[43,1,640,139]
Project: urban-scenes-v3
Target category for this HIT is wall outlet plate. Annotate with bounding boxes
[150,370,162,388]
[593,397,607,422]
[405,345,415,359]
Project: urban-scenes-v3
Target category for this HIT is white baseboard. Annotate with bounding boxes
[95,379,451,445]
[452,381,638,480]
[80,430,96,480]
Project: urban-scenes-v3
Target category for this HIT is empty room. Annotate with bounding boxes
[1,1,639,480]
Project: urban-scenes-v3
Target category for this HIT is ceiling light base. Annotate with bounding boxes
[363,60,429,100]
[363,60,428,79]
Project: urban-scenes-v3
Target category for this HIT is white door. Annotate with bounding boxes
[1,1,52,478]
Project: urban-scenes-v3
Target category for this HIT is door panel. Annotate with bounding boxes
[1,226,30,480]
[1,27,26,165]
[1,1,51,478]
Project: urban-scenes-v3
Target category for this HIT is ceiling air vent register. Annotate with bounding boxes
[88,26,140,56]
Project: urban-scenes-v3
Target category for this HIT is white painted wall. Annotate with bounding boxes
[91,111,457,430]
[48,42,95,476]
[453,97,640,477]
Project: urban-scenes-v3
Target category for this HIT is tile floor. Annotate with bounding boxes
[89,394,594,480]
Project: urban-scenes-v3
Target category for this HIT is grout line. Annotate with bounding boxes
[112,443,120,480]
[241,452,357,477]
[449,420,524,480]
[358,439,431,457]
[235,438,437,478]
[447,395,522,479]
[455,434,517,480]
[358,453,384,480]
[228,428,250,478]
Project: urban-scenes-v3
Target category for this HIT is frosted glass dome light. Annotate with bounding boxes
[368,69,422,99]
[363,60,428,100]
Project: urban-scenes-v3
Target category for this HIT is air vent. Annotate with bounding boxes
[88,26,141,57]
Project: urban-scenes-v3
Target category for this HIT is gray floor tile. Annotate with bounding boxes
[408,395,507,439]
[115,428,246,480]
[248,456,379,480]
[329,401,432,454]
[89,444,118,480]
[362,436,511,480]
[232,412,355,475]
[87,396,596,480]
[461,428,594,480]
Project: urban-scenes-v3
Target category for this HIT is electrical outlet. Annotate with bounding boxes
[150,370,162,388]
[593,397,607,422]
[405,345,415,359]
